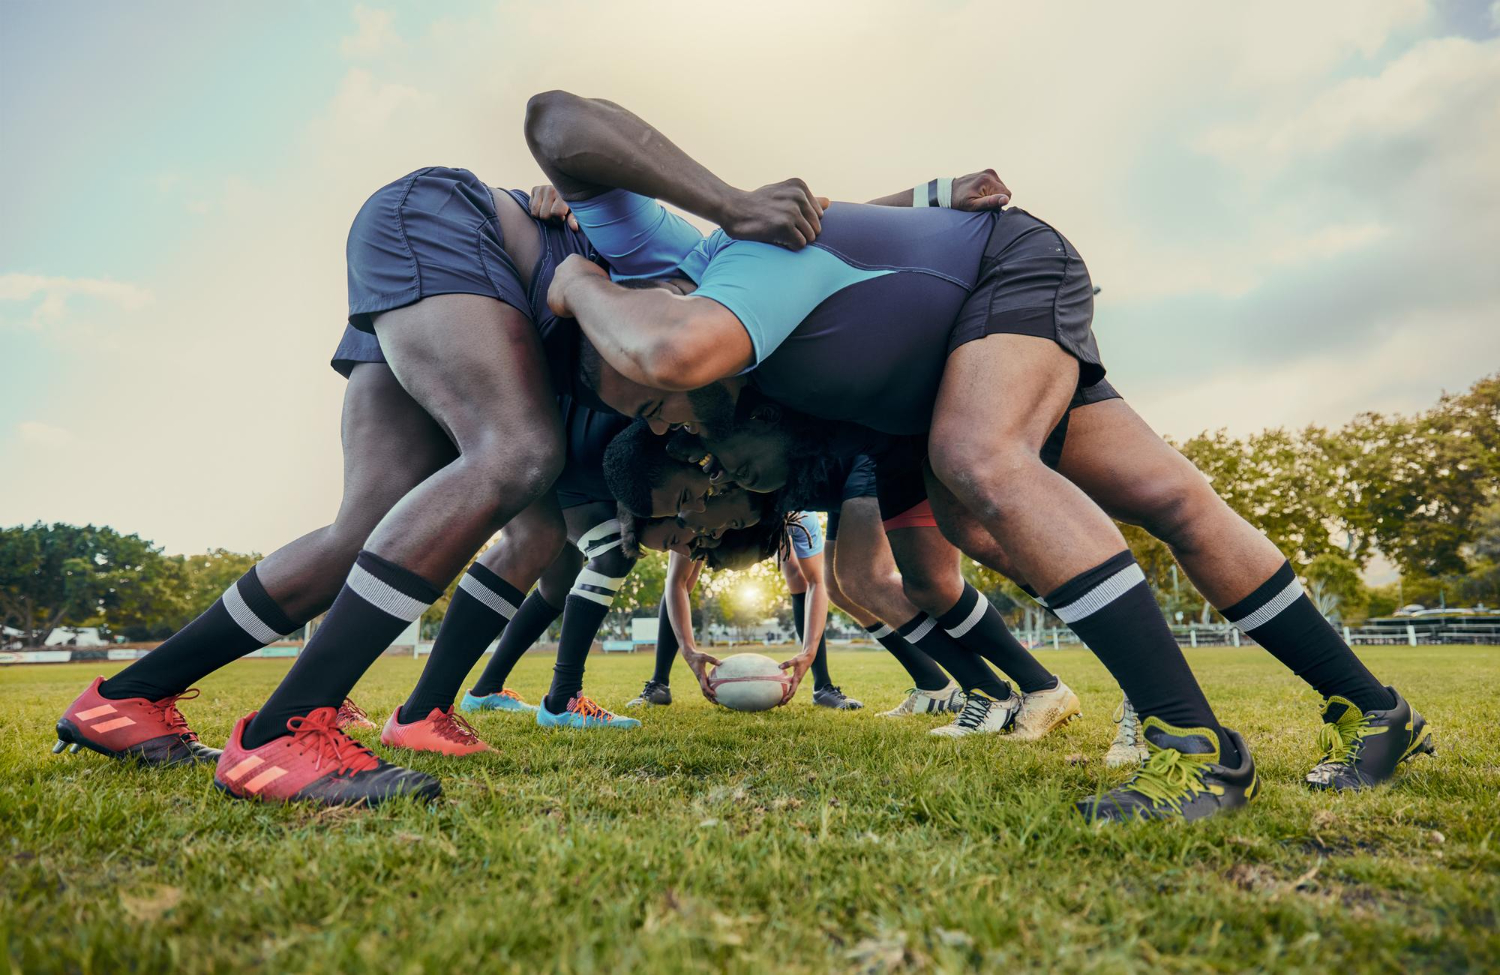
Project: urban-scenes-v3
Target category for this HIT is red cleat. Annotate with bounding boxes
[335,698,377,731]
[214,707,441,807]
[381,706,492,756]
[54,676,221,767]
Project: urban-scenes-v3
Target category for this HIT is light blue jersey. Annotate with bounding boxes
[789,511,824,559]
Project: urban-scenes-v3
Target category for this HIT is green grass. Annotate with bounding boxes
[3,646,1497,974]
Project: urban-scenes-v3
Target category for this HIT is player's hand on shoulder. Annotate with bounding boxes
[547,253,608,316]
[722,178,830,250]
[529,184,580,231]
[953,170,1011,211]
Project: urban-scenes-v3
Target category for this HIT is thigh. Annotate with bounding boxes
[334,362,457,526]
[373,293,562,461]
[930,333,1078,476]
[1057,397,1207,525]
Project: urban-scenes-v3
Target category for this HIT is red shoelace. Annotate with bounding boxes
[336,698,373,725]
[499,689,523,702]
[147,689,201,741]
[285,708,380,775]
[431,709,483,745]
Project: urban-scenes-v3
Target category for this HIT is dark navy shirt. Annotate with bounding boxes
[569,191,996,435]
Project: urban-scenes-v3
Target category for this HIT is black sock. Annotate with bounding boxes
[897,614,1011,700]
[242,551,441,749]
[791,590,832,689]
[865,621,949,691]
[651,601,677,685]
[1045,551,1238,765]
[543,596,612,713]
[101,565,297,701]
[471,587,563,696]
[1223,561,1394,713]
[400,564,525,722]
[936,583,1057,694]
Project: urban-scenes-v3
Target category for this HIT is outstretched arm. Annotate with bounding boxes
[525,89,827,249]
[666,551,719,701]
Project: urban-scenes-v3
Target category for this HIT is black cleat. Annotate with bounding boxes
[813,685,863,710]
[626,679,672,708]
[1305,687,1434,792]
[1077,718,1258,823]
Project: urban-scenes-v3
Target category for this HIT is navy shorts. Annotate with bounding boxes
[330,323,387,378]
[346,167,529,333]
[824,454,878,541]
[554,395,631,509]
[872,380,1119,521]
[949,208,1105,388]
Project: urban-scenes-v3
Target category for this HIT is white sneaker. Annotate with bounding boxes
[929,692,1020,738]
[1105,695,1150,767]
[879,682,965,717]
[1009,680,1082,741]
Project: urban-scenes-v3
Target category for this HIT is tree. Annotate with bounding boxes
[1303,552,1369,623]
[0,523,178,645]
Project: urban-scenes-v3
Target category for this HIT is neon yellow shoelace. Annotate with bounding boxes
[1122,746,1209,813]
[1315,704,1374,767]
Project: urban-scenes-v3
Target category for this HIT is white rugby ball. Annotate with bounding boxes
[708,653,791,712]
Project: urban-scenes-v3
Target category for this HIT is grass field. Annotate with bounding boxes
[3,645,1497,974]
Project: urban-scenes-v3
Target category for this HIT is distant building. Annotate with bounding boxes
[44,627,108,648]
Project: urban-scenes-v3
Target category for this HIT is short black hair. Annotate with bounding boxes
[603,419,672,517]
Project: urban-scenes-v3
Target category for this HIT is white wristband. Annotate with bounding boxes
[913,178,955,208]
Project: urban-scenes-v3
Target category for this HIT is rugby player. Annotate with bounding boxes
[528,91,1432,821]
[54,165,822,806]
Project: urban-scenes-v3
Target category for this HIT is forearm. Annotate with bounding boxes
[866,188,916,207]
[801,578,829,658]
[666,554,700,651]
[526,90,736,220]
[564,275,746,390]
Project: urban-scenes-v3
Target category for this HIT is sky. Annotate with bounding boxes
[2,0,1498,556]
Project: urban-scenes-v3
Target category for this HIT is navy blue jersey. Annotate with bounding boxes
[570,193,998,434]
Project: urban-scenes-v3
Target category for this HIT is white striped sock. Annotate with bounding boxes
[347,564,431,621]
[1051,564,1146,624]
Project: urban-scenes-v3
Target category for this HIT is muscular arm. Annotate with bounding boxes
[525,90,824,248]
[553,263,752,390]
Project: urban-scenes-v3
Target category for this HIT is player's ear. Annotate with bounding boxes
[749,403,783,425]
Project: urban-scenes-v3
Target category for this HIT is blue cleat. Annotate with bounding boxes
[460,688,539,714]
[536,695,641,730]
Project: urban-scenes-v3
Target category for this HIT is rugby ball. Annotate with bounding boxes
[708,653,792,712]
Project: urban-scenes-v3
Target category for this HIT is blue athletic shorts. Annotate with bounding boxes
[345,166,529,333]
[824,454,877,541]
[789,511,825,559]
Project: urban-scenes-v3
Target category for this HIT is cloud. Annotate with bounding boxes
[2,0,1496,555]
[0,273,154,327]
[15,422,77,449]
[340,5,398,58]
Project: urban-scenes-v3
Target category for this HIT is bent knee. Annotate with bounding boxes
[929,440,1039,514]
[900,574,961,616]
[465,436,565,505]
[1130,475,1220,550]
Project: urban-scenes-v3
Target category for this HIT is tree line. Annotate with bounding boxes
[3,375,1495,647]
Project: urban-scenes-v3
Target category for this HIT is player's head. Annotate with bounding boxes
[603,419,713,519]
[576,278,740,437]
[634,487,767,556]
